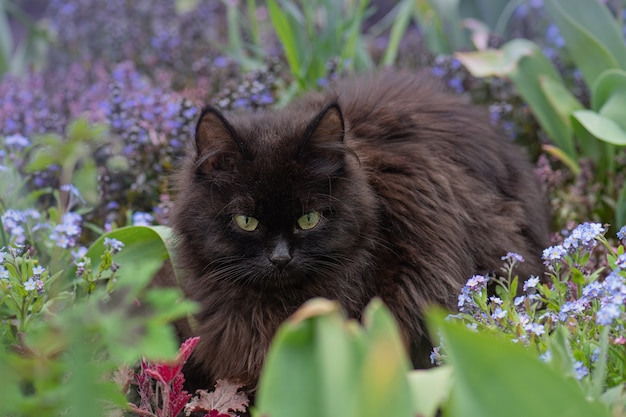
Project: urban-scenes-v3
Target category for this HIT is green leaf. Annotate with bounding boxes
[591,69,626,111]
[83,225,175,292]
[572,110,626,146]
[431,312,612,417]
[408,366,453,417]
[380,0,414,67]
[455,38,543,78]
[359,299,413,417]
[545,0,626,87]
[267,0,305,87]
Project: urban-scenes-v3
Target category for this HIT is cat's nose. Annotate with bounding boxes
[269,239,292,269]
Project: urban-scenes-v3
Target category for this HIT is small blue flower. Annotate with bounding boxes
[132,211,154,227]
[582,281,605,300]
[489,296,503,305]
[539,350,552,363]
[5,133,30,148]
[501,252,524,263]
[542,245,567,265]
[430,346,442,365]
[591,348,600,363]
[32,265,45,276]
[523,276,540,292]
[492,307,508,320]
[616,254,626,270]
[596,303,621,326]
[514,295,526,306]
[573,361,589,380]
[104,237,124,254]
[524,322,545,336]
[0,266,8,280]
[466,322,478,331]
[617,226,626,241]
[24,278,36,291]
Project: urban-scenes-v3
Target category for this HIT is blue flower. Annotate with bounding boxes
[573,361,589,380]
[5,133,30,148]
[524,322,545,336]
[582,281,605,299]
[104,237,124,254]
[559,299,587,321]
[539,350,552,363]
[501,252,524,263]
[0,266,8,280]
[596,303,621,326]
[24,278,36,291]
[132,211,154,226]
[616,254,626,270]
[489,296,503,305]
[542,245,567,265]
[32,265,45,276]
[523,276,540,292]
[430,346,442,365]
[492,307,508,320]
[617,226,626,241]
[514,295,526,306]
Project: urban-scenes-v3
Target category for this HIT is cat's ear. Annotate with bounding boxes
[299,102,345,157]
[194,106,245,175]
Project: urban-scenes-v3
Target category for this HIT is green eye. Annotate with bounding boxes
[234,215,259,231]
[297,211,321,230]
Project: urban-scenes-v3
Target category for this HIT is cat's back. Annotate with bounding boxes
[306,70,550,288]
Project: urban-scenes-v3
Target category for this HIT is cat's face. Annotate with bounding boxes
[174,103,377,293]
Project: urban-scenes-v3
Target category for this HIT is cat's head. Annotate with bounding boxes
[173,102,378,296]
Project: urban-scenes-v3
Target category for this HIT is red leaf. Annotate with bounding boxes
[143,337,200,385]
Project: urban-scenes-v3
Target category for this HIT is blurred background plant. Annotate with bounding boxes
[2,0,626,416]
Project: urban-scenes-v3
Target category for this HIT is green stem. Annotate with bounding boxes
[591,326,610,399]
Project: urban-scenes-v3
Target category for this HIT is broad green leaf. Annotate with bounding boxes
[455,38,541,78]
[573,110,626,146]
[545,0,626,88]
[510,50,577,161]
[408,366,454,417]
[359,299,413,417]
[598,92,626,131]
[256,299,336,417]
[432,313,612,417]
[84,225,174,291]
[591,69,626,111]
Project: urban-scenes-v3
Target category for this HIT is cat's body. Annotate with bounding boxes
[168,70,550,390]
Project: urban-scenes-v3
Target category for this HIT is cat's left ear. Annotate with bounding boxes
[298,102,345,158]
[194,106,246,176]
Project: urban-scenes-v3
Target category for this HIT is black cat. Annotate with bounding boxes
[166,70,551,390]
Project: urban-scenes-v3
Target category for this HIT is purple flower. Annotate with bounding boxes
[616,254,626,270]
[559,299,587,321]
[501,252,524,263]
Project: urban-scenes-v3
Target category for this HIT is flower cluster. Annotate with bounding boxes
[436,222,626,387]
[2,209,42,244]
[50,212,83,249]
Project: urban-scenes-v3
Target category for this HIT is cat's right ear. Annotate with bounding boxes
[194,107,245,175]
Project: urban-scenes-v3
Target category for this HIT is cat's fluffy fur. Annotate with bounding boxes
[168,70,550,390]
